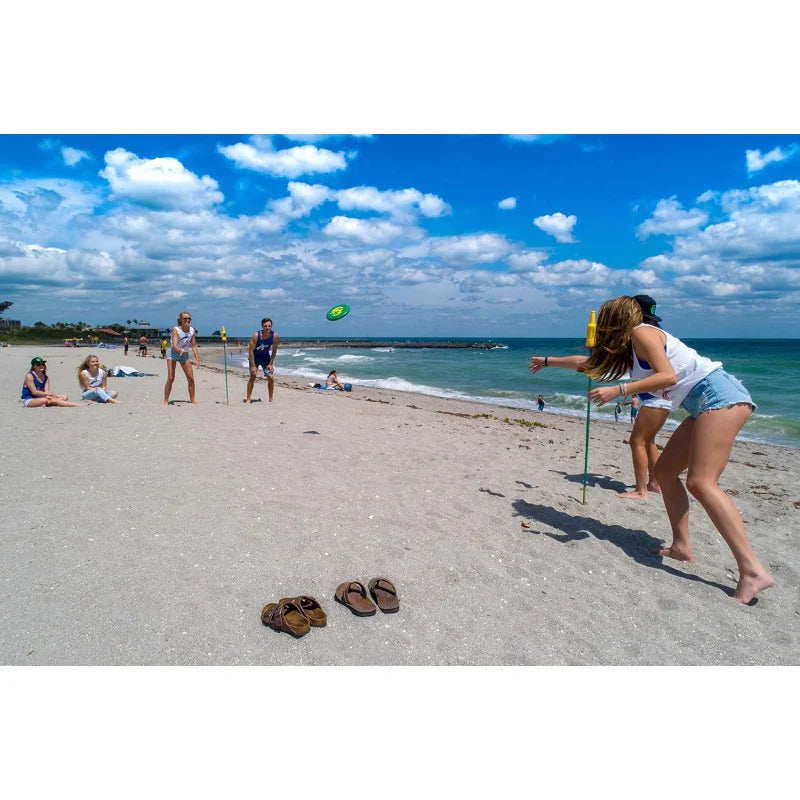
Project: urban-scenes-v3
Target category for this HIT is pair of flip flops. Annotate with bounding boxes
[261,595,327,638]
[335,578,399,616]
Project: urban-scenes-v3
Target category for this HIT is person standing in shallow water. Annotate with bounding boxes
[246,317,279,403]
[528,295,773,605]
[164,311,199,405]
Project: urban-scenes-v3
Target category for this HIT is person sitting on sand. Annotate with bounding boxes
[21,357,82,407]
[78,354,118,403]
[326,369,345,390]
[246,317,280,403]
[528,295,772,604]
[164,311,200,405]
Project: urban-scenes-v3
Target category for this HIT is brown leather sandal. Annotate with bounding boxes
[278,595,327,627]
[368,577,400,613]
[334,581,377,616]
[261,599,311,638]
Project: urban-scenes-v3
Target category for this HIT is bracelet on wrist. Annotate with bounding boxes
[544,356,549,367]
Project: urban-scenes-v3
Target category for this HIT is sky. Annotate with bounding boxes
[2,133,799,338]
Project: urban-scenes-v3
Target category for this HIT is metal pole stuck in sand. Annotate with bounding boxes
[582,310,597,505]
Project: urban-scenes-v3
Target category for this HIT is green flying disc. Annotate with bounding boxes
[326,304,350,321]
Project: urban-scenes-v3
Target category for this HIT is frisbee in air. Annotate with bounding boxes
[326,304,350,321]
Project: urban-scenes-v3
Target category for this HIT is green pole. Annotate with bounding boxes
[582,310,597,505]
[222,337,229,405]
[582,376,592,505]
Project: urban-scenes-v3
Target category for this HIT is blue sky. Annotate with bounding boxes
[2,133,799,337]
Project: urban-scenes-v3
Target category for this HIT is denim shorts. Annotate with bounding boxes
[638,392,672,411]
[680,368,755,419]
[168,349,189,362]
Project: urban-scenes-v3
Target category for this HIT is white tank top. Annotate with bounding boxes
[81,368,105,388]
[173,326,195,351]
[630,324,721,410]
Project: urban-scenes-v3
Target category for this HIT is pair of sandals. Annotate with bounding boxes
[261,595,327,638]
[334,578,399,616]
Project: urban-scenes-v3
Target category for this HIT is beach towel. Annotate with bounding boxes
[111,365,156,377]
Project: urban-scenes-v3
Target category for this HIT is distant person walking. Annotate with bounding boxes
[246,317,280,403]
[529,295,772,604]
[123,335,129,356]
[78,354,119,403]
[20,357,82,407]
[537,395,545,411]
[164,311,199,405]
[138,335,148,357]
[160,337,168,359]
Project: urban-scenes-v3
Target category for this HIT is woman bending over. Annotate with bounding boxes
[529,296,772,604]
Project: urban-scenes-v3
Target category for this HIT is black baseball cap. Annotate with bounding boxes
[632,295,662,324]
[30,356,47,366]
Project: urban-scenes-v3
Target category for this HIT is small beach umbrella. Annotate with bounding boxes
[221,325,229,405]
[582,310,597,505]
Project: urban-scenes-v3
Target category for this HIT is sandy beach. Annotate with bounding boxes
[1,343,798,666]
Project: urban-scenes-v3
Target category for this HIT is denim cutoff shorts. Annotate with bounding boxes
[680,368,755,419]
[167,349,189,362]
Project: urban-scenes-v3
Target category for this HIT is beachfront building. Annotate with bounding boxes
[0,318,22,329]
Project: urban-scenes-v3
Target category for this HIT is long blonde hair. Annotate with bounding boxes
[578,297,643,381]
[77,353,101,386]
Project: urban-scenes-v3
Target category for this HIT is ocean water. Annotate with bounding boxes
[219,338,800,449]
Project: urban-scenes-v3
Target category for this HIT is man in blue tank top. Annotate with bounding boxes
[246,317,280,403]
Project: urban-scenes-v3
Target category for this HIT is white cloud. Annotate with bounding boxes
[745,144,800,175]
[430,233,511,266]
[508,249,548,272]
[218,140,350,178]
[203,286,242,298]
[322,216,407,245]
[636,197,709,239]
[100,148,223,211]
[498,197,517,210]
[336,186,450,220]
[258,287,288,298]
[62,146,90,166]
[533,212,577,243]
[151,290,187,304]
[506,135,566,144]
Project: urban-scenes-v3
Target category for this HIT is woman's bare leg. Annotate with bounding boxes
[164,360,176,404]
[181,361,196,403]
[652,416,695,561]
[684,405,773,603]
[618,406,669,499]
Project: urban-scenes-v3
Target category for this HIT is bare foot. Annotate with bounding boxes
[651,545,696,562]
[617,489,650,500]
[646,482,662,495]
[734,570,774,604]
[163,401,169,406]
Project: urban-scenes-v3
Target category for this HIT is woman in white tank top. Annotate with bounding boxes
[528,296,772,604]
[164,310,200,405]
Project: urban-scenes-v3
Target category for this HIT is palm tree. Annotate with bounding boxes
[126,319,132,326]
